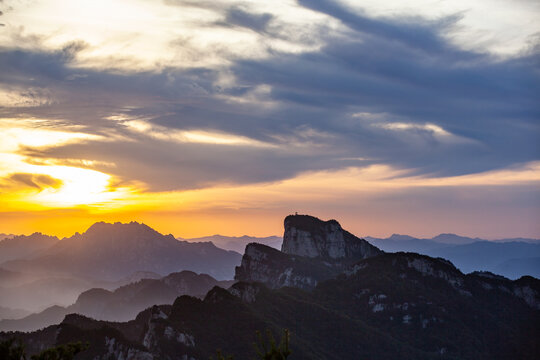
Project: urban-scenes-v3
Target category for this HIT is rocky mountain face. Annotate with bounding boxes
[4,261,538,359]
[1,222,241,281]
[0,271,234,331]
[235,243,336,290]
[282,215,381,259]
[1,214,538,359]
[235,215,382,289]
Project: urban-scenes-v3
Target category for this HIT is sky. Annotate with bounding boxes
[0,0,539,239]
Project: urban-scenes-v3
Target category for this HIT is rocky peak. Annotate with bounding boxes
[235,215,384,290]
[282,214,382,259]
[84,221,170,241]
[228,282,264,303]
[55,221,180,253]
[234,243,334,290]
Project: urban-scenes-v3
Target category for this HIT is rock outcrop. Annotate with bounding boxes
[234,243,335,289]
[235,214,383,289]
[282,215,381,259]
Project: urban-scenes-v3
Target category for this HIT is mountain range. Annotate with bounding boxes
[183,232,540,279]
[0,271,234,332]
[0,222,242,316]
[367,234,540,279]
[1,222,241,282]
[0,232,59,263]
[1,214,538,359]
[179,234,282,253]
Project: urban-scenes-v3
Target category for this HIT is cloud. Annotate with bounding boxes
[223,7,274,33]
[7,173,62,190]
[0,1,537,193]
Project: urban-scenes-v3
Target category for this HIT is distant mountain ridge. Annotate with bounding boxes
[1,222,242,281]
[0,233,59,263]
[0,276,96,313]
[0,306,30,320]
[366,234,540,279]
[2,214,538,359]
[0,270,234,331]
[180,234,282,253]
[368,233,540,245]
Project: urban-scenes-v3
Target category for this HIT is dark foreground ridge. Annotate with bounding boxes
[1,214,539,359]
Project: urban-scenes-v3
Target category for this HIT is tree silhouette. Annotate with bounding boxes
[0,339,87,360]
[0,338,26,360]
[210,329,292,360]
[30,342,88,360]
[210,349,234,360]
[253,329,291,360]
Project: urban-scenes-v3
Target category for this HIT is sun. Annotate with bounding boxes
[0,118,134,209]
[30,165,123,207]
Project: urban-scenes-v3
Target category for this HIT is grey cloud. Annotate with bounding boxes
[8,173,62,190]
[0,1,538,191]
[162,0,236,12]
[298,0,469,59]
[224,7,274,33]
[19,137,352,191]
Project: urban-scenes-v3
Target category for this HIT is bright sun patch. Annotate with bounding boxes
[29,165,120,207]
[0,119,133,209]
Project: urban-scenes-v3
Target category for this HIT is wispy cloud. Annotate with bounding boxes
[0,0,538,236]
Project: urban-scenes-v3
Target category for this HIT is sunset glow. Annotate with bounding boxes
[0,0,538,240]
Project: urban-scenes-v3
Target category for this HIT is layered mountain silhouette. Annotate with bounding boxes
[0,306,30,320]
[0,233,59,263]
[0,275,97,313]
[180,234,282,253]
[0,268,38,288]
[0,271,233,331]
[367,234,540,279]
[0,269,168,314]
[2,214,538,359]
[1,222,241,281]
[0,222,242,315]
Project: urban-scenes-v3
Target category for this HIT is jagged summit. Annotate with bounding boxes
[387,234,416,241]
[282,214,381,259]
[236,214,383,289]
[284,214,340,230]
[84,221,167,239]
[1,222,241,282]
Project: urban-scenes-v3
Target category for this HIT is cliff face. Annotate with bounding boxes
[7,261,538,360]
[234,243,334,290]
[3,215,539,360]
[235,215,383,289]
[281,215,381,259]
